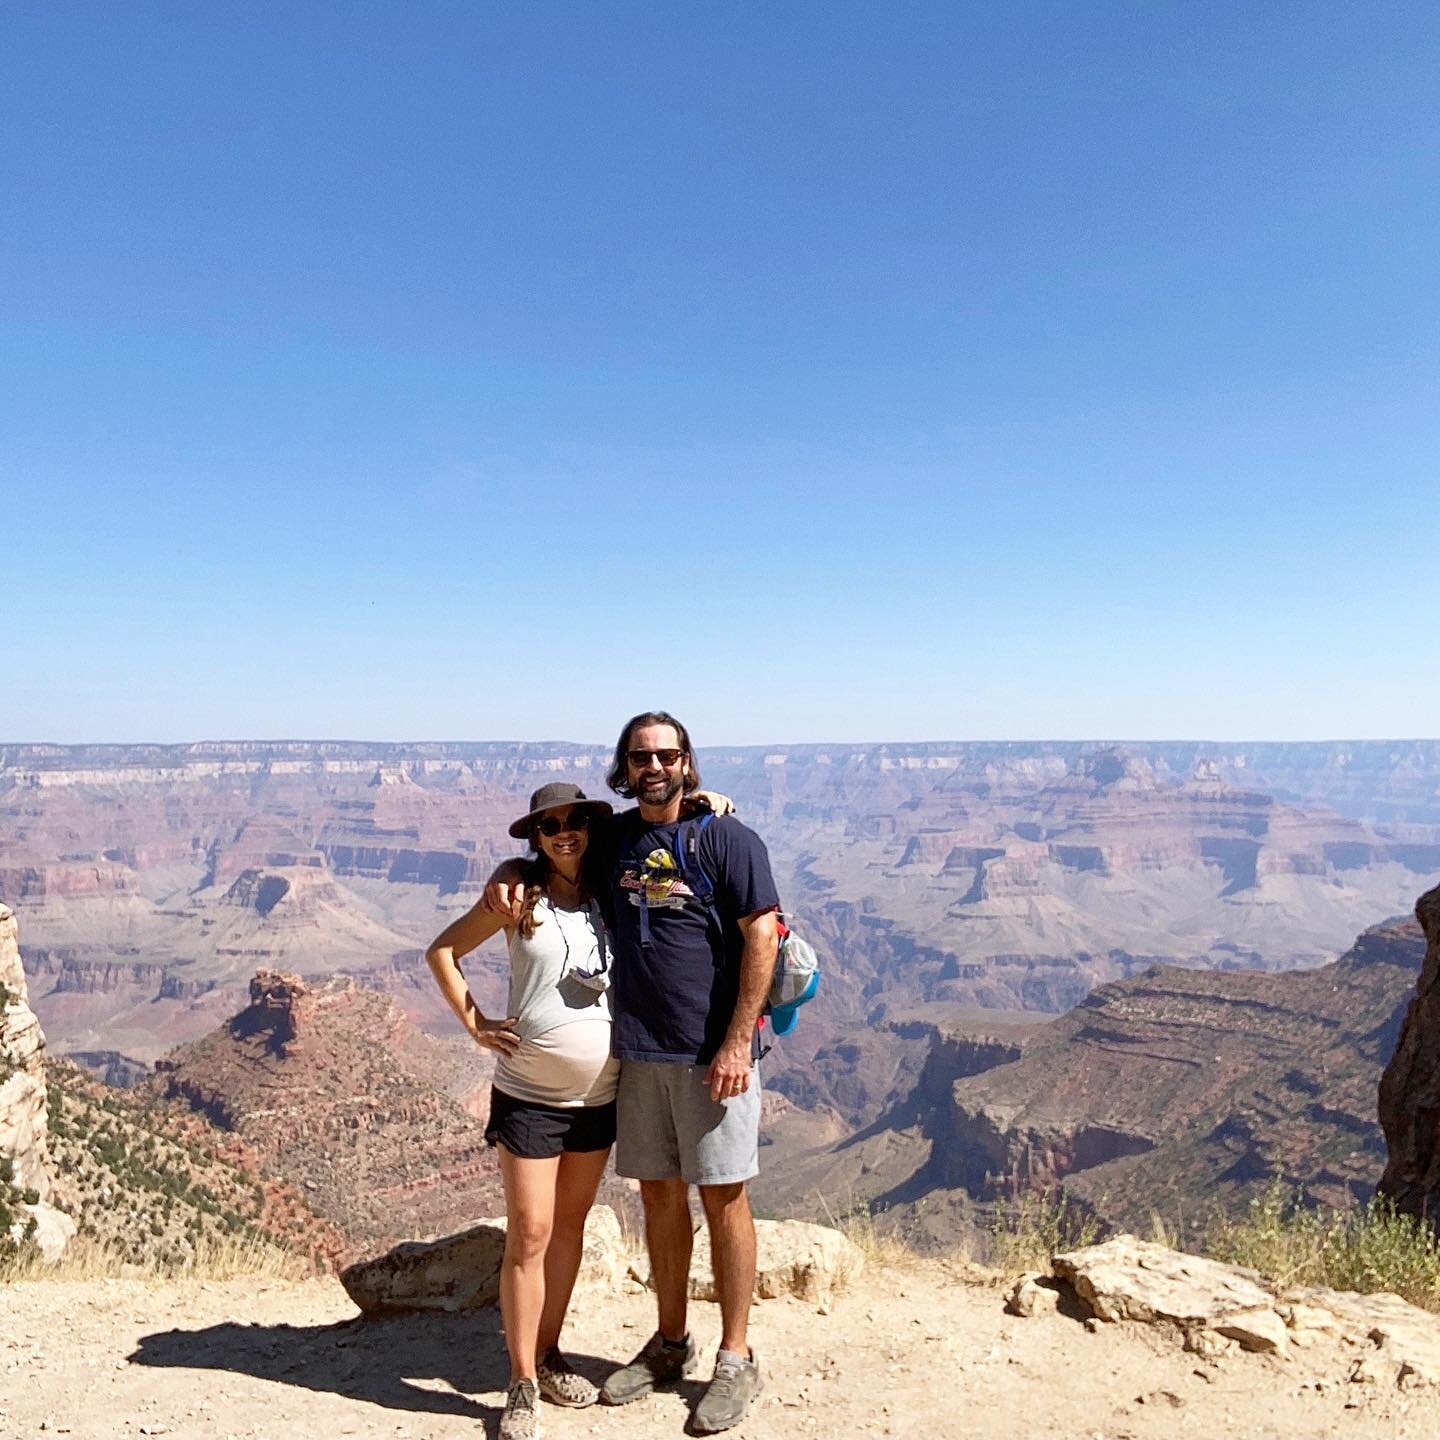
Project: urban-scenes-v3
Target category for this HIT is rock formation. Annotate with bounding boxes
[0,903,52,1198]
[1378,883,1440,1224]
[144,969,512,1261]
[43,1055,342,1270]
[0,901,74,1258]
[675,1217,863,1313]
[757,914,1427,1248]
[1016,1235,1440,1387]
[339,1204,624,1315]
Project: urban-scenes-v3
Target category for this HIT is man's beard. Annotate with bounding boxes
[637,771,685,806]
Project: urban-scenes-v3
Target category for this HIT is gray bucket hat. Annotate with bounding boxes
[507,782,614,839]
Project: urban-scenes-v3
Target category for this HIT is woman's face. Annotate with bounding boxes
[533,807,590,866]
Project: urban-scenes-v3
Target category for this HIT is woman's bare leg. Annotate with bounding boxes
[537,1146,611,1355]
[498,1146,560,1383]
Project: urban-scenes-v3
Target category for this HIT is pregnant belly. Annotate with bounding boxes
[496,1018,619,1107]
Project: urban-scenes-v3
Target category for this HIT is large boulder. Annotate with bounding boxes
[340,1204,624,1315]
[25,1202,77,1262]
[1379,884,1440,1224]
[1028,1235,1440,1385]
[1052,1235,1281,1351]
[636,1217,864,1313]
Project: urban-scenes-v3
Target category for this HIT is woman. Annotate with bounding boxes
[426,781,618,1439]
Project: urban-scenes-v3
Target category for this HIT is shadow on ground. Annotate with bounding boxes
[127,1309,616,1426]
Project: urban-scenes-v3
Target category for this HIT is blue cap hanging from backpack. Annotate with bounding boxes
[767,965,820,1036]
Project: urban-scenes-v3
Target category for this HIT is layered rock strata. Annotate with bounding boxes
[757,914,1428,1248]
[146,969,509,1260]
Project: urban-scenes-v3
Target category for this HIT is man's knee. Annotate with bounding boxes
[641,1177,690,1216]
[699,1181,750,1219]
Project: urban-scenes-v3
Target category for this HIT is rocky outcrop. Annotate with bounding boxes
[339,1205,624,1315]
[42,1057,341,1270]
[0,903,75,1259]
[692,1218,862,1312]
[144,971,519,1261]
[631,1218,864,1313]
[67,1049,151,1087]
[928,917,1427,1226]
[49,957,167,995]
[0,903,52,1199]
[1378,883,1440,1224]
[1020,1235,1440,1386]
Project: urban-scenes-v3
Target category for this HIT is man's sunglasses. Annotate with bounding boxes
[627,748,684,767]
[535,811,591,837]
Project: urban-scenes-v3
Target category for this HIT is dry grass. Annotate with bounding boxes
[806,1190,977,1274]
[984,1190,1104,1273]
[0,1228,311,1285]
[1204,1178,1440,1311]
[827,1202,932,1270]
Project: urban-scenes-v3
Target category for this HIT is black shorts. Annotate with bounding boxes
[484,1085,618,1160]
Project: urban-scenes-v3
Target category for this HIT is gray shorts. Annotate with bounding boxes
[615,1059,761,1187]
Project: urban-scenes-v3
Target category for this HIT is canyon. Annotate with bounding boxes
[4,738,1439,1244]
[754,912,1426,1247]
[5,739,1437,1064]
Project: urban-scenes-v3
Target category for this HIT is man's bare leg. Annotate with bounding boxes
[641,1176,694,1341]
[699,1181,755,1356]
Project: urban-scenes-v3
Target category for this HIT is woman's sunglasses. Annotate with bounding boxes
[535,811,591,837]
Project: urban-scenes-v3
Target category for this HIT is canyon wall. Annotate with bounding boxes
[0,903,52,1198]
[1378,883,1440,1223]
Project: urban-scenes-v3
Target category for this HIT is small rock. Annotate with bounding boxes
[1215,1307,1289,1355]
[1005,1272,1063,1318]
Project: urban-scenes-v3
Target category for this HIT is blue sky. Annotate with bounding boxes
[3,2,1437,745]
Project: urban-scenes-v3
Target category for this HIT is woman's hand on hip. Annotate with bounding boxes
[472,1017,522,1056]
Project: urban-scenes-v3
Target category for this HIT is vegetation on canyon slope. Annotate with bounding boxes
[0,1058,333,1279]
[1204,1177,1440,1311]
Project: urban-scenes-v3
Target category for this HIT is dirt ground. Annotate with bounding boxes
[4,1263,1439,1440]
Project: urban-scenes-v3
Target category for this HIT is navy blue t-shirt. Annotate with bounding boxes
[603,811,780,1064]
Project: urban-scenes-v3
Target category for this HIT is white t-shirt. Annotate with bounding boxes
[493,896,620,1108]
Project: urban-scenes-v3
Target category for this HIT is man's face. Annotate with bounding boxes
[626,723,688,808]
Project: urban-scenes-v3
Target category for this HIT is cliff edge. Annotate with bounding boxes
[0,901,74,1256]
[1379,883,1440,1222]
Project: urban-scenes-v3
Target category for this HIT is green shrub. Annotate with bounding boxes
[1205,1177,1440,1311]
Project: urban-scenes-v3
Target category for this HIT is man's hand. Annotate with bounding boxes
[705,1038,753,1103]
[471,1016,522,1056]
[483,860,528,921]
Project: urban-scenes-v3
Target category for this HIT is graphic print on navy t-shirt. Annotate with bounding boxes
[622,845,696,912]
[608,812,779,1066]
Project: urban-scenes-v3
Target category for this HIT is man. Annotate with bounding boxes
[490,711,779,1434]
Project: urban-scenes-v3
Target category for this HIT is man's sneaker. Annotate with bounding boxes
[691,1347,763,1434]
[600,1330,698,1405]
[499,1377,540,1440]
[537,1346,599,1408]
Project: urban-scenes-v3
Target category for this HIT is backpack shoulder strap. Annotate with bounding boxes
[673,812,716,900]
[673,812,726,936]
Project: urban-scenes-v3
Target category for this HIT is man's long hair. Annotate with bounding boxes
[606,710,702,798]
